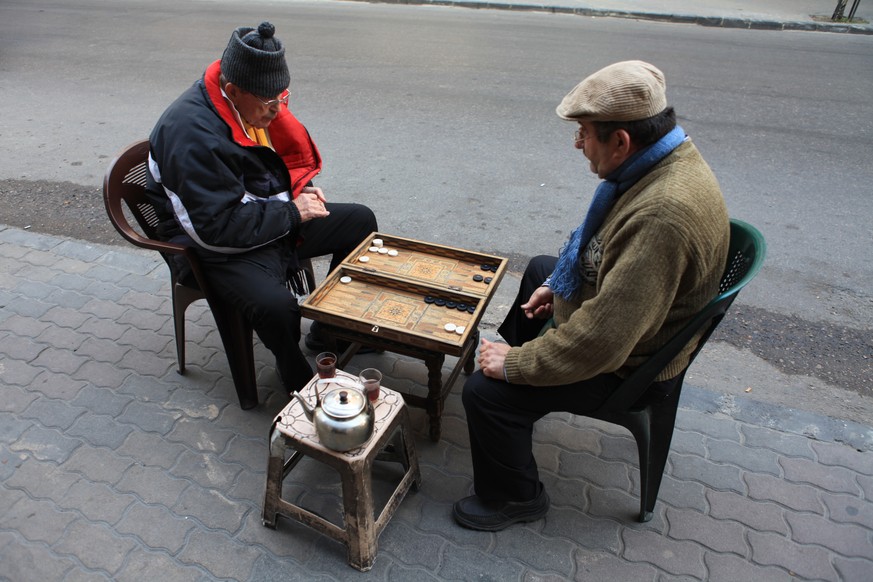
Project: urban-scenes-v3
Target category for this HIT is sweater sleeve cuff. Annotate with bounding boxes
[503,349,523,384]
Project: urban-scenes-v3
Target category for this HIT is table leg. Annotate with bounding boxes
[424,353,446,441]
[463,329,479,375]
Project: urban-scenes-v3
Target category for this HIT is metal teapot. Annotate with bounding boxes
[293,381,374,452]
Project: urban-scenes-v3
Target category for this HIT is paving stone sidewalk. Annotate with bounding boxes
[1,224,872,581]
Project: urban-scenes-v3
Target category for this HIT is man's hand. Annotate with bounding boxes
[478,338,511,380]
[294,186,330,222]
[520,285,554,320]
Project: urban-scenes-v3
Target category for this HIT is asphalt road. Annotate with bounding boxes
[1,0,871,423]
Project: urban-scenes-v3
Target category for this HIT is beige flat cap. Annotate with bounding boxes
[556,60,667,122]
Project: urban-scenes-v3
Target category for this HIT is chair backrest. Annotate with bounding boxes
[103,139,194,263]
[103,139,170,250]
[103,139,314,295]
[597,218,766,412]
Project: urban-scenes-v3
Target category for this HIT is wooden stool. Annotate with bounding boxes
[262,372,421,571]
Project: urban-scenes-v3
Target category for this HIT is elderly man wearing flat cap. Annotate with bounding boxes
[145,22,377,396]
[453,61,730,531]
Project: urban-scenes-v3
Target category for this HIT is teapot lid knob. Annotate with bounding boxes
[321,385,366,418]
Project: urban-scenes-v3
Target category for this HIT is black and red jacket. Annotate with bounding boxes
[145,60,322,254]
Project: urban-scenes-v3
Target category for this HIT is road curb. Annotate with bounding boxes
[681,385,873,452]
[359,0,873,35]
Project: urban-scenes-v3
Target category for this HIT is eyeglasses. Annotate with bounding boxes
[253,89,290,108]
[574,127,590,142]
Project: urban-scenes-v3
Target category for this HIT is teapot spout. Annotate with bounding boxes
[292,391,315,422]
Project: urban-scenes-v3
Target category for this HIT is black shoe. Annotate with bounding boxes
[452,485,550,531]
[304,321,327,351]
[304,331,329,352]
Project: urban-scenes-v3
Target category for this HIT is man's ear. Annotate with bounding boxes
[609,128,640,168]
[224,82,242,101]
[612,129,634,156]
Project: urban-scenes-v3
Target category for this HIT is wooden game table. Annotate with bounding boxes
[301,233,507,441]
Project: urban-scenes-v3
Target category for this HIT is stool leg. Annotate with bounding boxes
[263,432,287,528]
[400,410,422,491]
[341,459,377,571]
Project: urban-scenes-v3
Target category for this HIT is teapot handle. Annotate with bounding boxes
[314,375,358,405]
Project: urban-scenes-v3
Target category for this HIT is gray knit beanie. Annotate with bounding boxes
[220,22,290,98]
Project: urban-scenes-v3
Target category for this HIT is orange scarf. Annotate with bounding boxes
[244,123,273,149]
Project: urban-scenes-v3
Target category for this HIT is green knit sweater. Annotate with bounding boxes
[504,140,730,386]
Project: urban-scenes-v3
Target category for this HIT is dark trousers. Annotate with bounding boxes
[463,255,677,502]
[297,202,378,272]
[202,202,377,392]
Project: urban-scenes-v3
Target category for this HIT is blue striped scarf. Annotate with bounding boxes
[549,125,687,301]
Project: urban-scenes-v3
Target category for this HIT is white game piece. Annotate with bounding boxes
[359,256,370,263]
[340,276,352,284]
[378,247,389,254]
[455,326,466,335]
[369,246,379,252]
[387,249,399,257]
[372,238,383,247]
[443,323,456,332]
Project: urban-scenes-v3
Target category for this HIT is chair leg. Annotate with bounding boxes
[173,290,186,375]
[608,381,685,523]
[210,300,259,409]
[640,387,683,521]
[172,283,204,375]
[617,410,656,523]
[300,258,316,294]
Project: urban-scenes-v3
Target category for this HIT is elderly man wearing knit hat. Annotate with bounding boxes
[453,61,730,531]
[145,22,377,396]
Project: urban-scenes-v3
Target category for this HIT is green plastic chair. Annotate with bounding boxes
[544,218,766,522]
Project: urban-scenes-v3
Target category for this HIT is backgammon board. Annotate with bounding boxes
[301,233,507,356]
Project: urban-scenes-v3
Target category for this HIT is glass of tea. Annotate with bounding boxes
[316,352,337,379]
[358,368,382,403]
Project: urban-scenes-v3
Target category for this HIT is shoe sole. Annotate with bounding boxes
[452,499,549,532]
